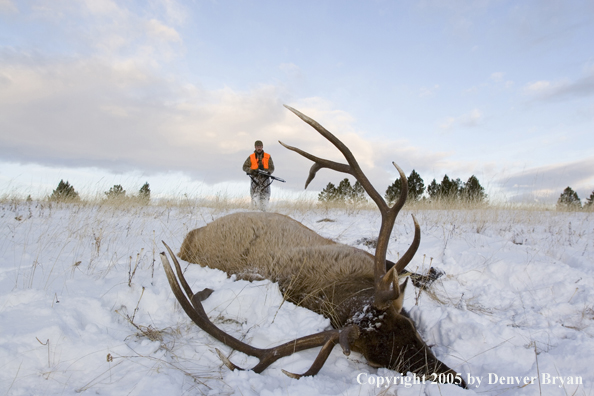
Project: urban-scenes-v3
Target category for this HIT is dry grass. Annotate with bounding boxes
[4,184,593,215]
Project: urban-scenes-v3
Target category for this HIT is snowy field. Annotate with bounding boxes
[1,201,593,396]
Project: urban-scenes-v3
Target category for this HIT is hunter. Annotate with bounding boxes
[242,140,275,210]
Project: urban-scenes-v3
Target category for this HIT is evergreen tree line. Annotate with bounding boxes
[49,180,151,203]
[318,170,488,205]
[318,178,367,204]
[556,186,594,210]
[44,178,594,209]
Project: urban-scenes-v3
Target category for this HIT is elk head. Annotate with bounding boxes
[160,105,467,388]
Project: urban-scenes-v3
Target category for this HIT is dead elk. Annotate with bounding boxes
[160,105,467,388]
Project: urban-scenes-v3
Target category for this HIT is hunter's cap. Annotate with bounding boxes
[254,140,263,147]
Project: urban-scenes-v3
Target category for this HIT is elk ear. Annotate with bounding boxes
[392,277,409,313]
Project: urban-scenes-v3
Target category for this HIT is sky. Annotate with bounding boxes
[1,0,593,203]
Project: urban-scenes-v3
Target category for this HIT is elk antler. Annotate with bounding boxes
[280,105,420,310]
[160,241,360,377]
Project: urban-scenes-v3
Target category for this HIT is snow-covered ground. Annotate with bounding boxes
[1,201,593,396]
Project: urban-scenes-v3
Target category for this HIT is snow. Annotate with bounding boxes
[1,202,593,395]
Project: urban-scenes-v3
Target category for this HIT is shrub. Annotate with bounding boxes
[50,180,80,202]
[138,182,151,203]
[318,182,340,203]
[556,187,581,210]
[318,178,367,205]
[105,184,126,200]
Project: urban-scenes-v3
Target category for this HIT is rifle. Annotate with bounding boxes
[247,169,286,184]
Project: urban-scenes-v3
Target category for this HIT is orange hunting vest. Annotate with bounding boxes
[250,152,270,170]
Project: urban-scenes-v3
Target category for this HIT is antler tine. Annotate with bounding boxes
[389,162,409,215]
[164,242,195,299]
[281,325,360,379]
[393,214,420,275]
[161,242,359,376]
[281,335,339,379]
[278,141,350,189]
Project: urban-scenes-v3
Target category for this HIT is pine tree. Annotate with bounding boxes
[556,187,581,210]
[139,182,151,202]
[427,179,440,200]
[385,170,425,204]
[335,178,352,203]
[460,175,487,203]
[50,180,80,202]
[407,170,425,201]
[585,190,594,209]
[385,178,403,205]
[319,179,367,205]
[349,181,367,204]
[440,175,461,200]
[105,184,126,200]
[318,182,339,202]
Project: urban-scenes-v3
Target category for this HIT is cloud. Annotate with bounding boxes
[0,51,458,194]
[153,0,187,25]
[419,85,440,98]
[279,63,302,80]
[279,63,299,74]
[0,0,17,13]
[523,71,594,101]
[490,72,504,82]
[439,108,483,130]
[497,157,594,203]
[146,19,181,42]
[0,54,272,178]
[83,0,121,15]
[4,0,536,198]
[2,1,457,195]
[489,72,514,88]
[18,0,185,64]
[415,0,492,37]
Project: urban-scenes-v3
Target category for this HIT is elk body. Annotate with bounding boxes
[160,106,466,388]
[179,211,392,328]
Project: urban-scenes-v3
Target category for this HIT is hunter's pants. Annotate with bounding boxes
[250,180,271,211]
